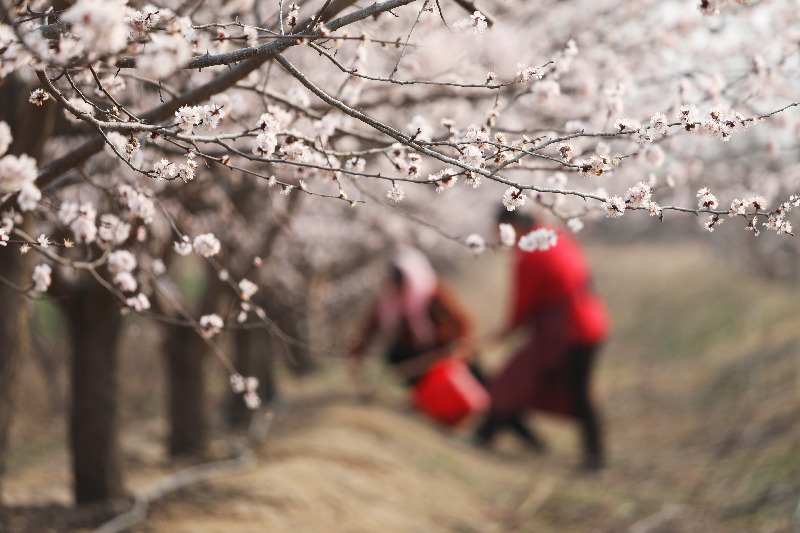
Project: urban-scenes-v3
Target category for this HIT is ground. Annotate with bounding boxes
[3,238,800,532]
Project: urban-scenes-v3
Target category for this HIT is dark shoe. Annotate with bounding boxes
[577,455,605,472]
[471,434,494,450]
[525,438,548,454]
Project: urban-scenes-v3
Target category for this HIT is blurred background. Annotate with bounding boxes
[4,211,800,533]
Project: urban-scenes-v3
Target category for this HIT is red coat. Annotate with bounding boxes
[489,226,609,417]
[509,226,609,345]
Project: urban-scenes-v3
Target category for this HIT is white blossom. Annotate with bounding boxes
[647,202,662,217]
[459,144,484,168]
[705,214,724,232]
[557,142,574,161]
[253,131,278,158]
[649,112,668,136]
[17,182,41,212]
[153,159,177,180]
[465,234,486,255]
[386,183,405,202]
[239,278,258,300]
[99,214,131,244]
[567,218,584,233]
[499,223,516,247]
[70,203,98,244]
[635,128,653,144]
[152,259,166,276]
[678,105,699,131]
[125,5,160,40]
[518,228,558,252]
[502,186,527,211]
[173,236,193,256]
[199,313,224,338]
[0,121,11,155]
[114,271,138,292]
[465,127,490,149]
[126,293,151,311]
[429,169,457,193]
[32,263,52,292]
[122,187,156,223]
[0,154,37,194]
[453,11,488,34]
[614,117,638,131]
[62,0,129,58]
[229,373,246,393]
[281,141,311,163]
[286,3,299,28]
[198,103,225,131]
[624,182,652,208]
[603,196,626,219]
[138,33,191,79]
[579,154,612,178]
[175,106,201,132]
[244,390,261,409]
[193,233,221,257]
[177,154,198,183]
[107,250,137,273]
[697,187,719,210]
[516,63,543,83]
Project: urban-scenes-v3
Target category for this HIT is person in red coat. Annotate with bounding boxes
[475,209,610,470]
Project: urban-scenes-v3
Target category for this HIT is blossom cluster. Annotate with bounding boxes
[518,228,558,252]
[173,233,222,258]
[229,373,261,409]
[453,11,488,34]
[0,123,40,213]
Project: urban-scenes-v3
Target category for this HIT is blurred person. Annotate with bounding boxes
[348,246,475,386]
[474,209,610,470]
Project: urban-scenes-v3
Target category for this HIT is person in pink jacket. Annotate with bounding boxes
[475,209,610,470]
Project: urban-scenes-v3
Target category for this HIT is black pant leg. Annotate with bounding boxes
[569,344,603,464]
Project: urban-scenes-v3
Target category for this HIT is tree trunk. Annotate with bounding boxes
[165,321,208,457]
[0,237,33,505]
[66,278,125,504]
[164,266,223,457]
[282,309,316,376]
[264,294,316,376]
[0,68,56,505]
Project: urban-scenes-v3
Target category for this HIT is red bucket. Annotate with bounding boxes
[411,358,490,426]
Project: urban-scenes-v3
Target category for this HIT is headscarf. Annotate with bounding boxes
[377,246,438,349]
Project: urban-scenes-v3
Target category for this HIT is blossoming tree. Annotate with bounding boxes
[0,0,798,505]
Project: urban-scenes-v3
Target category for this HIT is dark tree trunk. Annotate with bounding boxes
[0,68,56,505]
[0,238,33,504]
[164,266,223,457]
[165,321,208,457]
[281,309,316,376]
[228,327,276,428]
[66,278,125,504]
[264,295,316,377]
